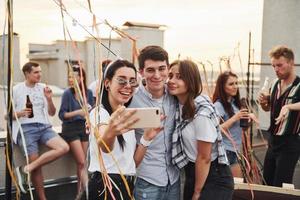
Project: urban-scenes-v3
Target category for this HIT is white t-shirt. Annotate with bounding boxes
[179,105,219,162]
[88,106,136,175]
[88,80,100,98]
[12,82,50,143]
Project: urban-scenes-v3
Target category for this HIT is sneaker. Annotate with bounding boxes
[16,166,29,193]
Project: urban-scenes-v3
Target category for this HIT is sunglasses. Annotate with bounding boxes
[114,77,138,87]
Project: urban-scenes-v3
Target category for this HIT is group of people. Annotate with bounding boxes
[11,45,300,200]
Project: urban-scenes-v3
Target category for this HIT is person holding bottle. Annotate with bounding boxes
[258,45,300,187]
[13,62,69,200]
[59,65,94,194]
[25,95,34,118]
[212,71,249,178]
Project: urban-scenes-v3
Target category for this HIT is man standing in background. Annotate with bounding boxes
[259,45,300,187]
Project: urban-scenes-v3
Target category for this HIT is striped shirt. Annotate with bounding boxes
[269,76,300,136]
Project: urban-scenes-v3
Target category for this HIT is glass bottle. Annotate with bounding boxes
[240,98,249,128]
[26,95,34,118]
[261,76,270,96]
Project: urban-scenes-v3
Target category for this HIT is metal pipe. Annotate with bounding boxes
[5,0,13,199]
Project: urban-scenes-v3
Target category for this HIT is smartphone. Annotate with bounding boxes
[125,107,161,129]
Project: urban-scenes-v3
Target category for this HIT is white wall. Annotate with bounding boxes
[0,34,22,85]
[85,38,121,85]
[121,27,164,64]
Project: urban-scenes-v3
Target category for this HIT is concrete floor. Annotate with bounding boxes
[1,132,300,200]
[252,133,300,189]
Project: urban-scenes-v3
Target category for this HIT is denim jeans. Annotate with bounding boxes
[134,177,180,200]
[17,123,57,155]
[184,160,234,200]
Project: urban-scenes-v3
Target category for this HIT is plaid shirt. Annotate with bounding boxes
[171,95,228,169]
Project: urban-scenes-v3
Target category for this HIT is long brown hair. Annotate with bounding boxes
[212,71,241,117]
[170,60,203,120]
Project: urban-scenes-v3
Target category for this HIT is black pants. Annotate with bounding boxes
[263,147,300,187]
[184,160,234,200]
[88,172,135,200]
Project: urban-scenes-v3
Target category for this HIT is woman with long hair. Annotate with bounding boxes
[168,60,233,200]
[88,59,161,200]
[212,71,249,178]
[59,65,94,194]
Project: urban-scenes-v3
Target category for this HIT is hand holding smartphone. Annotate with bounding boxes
[125,107,161,129]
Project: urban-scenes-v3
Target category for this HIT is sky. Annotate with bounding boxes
[0,0,264,73]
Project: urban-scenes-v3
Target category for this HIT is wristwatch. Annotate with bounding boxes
[140,136,152,147]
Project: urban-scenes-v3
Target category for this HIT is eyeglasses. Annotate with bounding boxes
[114,77,138,87]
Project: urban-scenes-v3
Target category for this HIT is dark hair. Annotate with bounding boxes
[70,66,88,95]
[269,45,294,61]
[22,62,39,75]
[102,59,137,150]
[170,60,202,120]
[138,45,169,70]
[212,71,241,117]
[101,59,112,73]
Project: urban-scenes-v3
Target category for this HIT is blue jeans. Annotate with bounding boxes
[134,177,180,200]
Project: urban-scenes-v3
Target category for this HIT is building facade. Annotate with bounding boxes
[27,22,165,88]
[260,0,300,130]
[0,33,23,85]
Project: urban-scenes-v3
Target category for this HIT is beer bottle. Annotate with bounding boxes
[261,76,270,96]
[240,98,249,128]
[26,95,34,118]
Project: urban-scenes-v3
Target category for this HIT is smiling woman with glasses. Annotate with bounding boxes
[88,59,161,200]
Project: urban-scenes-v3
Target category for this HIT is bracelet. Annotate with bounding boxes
[140,136,152,147]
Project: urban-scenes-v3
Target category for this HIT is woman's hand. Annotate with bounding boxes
[248,113,259,125]
[233,109,249,121]
[98,106,139,152]
[105,106,139,136]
